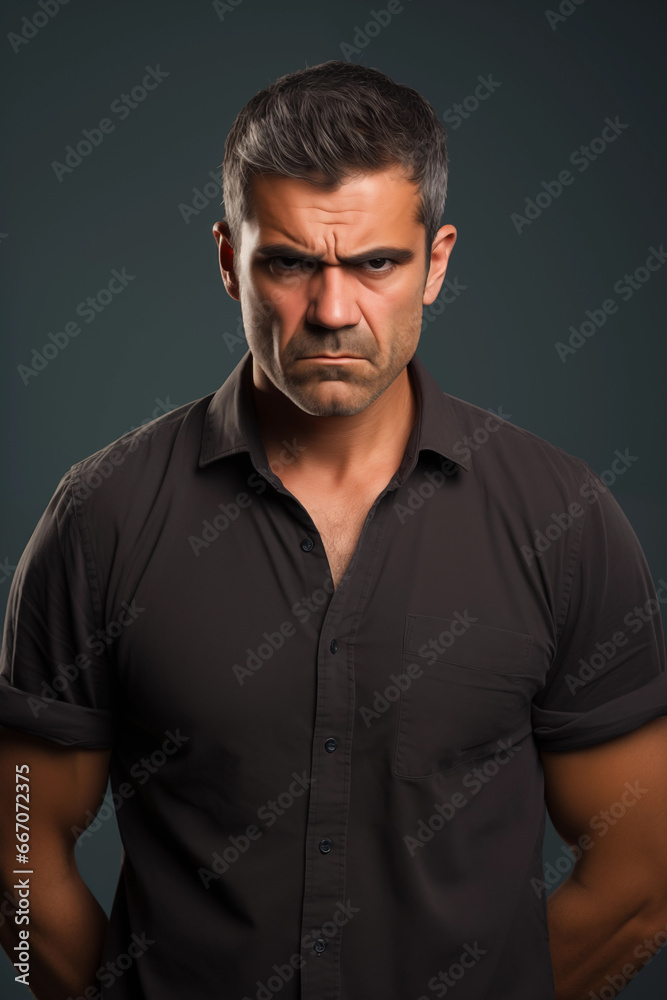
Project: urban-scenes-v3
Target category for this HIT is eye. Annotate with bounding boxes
[266,255,396,274]
[268,256,312,272]
[362,258,395,272]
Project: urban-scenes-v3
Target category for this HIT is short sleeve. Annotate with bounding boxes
[0,469,117,748]
[531,467,667,751]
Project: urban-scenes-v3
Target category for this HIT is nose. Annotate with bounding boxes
[305,265,362,330]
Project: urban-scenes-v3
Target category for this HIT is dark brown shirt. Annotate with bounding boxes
[1,348,666,999]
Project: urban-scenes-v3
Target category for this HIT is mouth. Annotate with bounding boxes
[302,354,365,361]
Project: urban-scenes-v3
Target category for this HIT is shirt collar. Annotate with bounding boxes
[198,348,472,474]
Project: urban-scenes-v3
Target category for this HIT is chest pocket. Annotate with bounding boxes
[393,614,537,778]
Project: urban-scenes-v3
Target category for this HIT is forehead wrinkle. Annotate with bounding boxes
[263,212,384,261]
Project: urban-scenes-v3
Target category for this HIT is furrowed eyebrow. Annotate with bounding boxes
[254,243,415,265]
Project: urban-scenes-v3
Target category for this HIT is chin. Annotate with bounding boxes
[297,387,373,418]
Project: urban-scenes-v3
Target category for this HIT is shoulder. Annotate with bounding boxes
[443,391,597,504]
[65,393,214,517]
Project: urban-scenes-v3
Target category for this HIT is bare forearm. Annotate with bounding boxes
[0,868,108,1000]
[548,876,667,999]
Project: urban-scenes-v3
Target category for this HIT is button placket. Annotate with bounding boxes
[299,493,393,999]
[299,598,349,995]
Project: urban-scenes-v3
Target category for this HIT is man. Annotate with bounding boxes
[1,59,666,1000]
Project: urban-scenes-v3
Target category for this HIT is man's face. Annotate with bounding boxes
[219,166,455,417]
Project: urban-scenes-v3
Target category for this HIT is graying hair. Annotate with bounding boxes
[221,60,448,264]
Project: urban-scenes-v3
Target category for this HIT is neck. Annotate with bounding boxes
[249,360,418,488]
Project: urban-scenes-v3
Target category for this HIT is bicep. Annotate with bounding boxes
[540,715,667,903]
[0,725,111,872]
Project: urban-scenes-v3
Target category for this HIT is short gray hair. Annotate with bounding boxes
[221,60,448,262]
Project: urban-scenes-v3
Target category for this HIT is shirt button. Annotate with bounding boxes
[319,838,333,854]
[313,937,327,955]
[329,638,338,654]
[324,738,338,753]
[300,537,314,552]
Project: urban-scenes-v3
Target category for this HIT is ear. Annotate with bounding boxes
[212,219,240,301]
[423,224,457,306]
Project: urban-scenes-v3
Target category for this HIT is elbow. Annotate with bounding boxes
[637,880,667,934]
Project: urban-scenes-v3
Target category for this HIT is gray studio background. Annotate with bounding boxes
[1,0,665,995]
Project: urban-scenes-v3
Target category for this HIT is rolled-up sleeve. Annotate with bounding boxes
[532,468,667,750]
[0,468,116,748]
